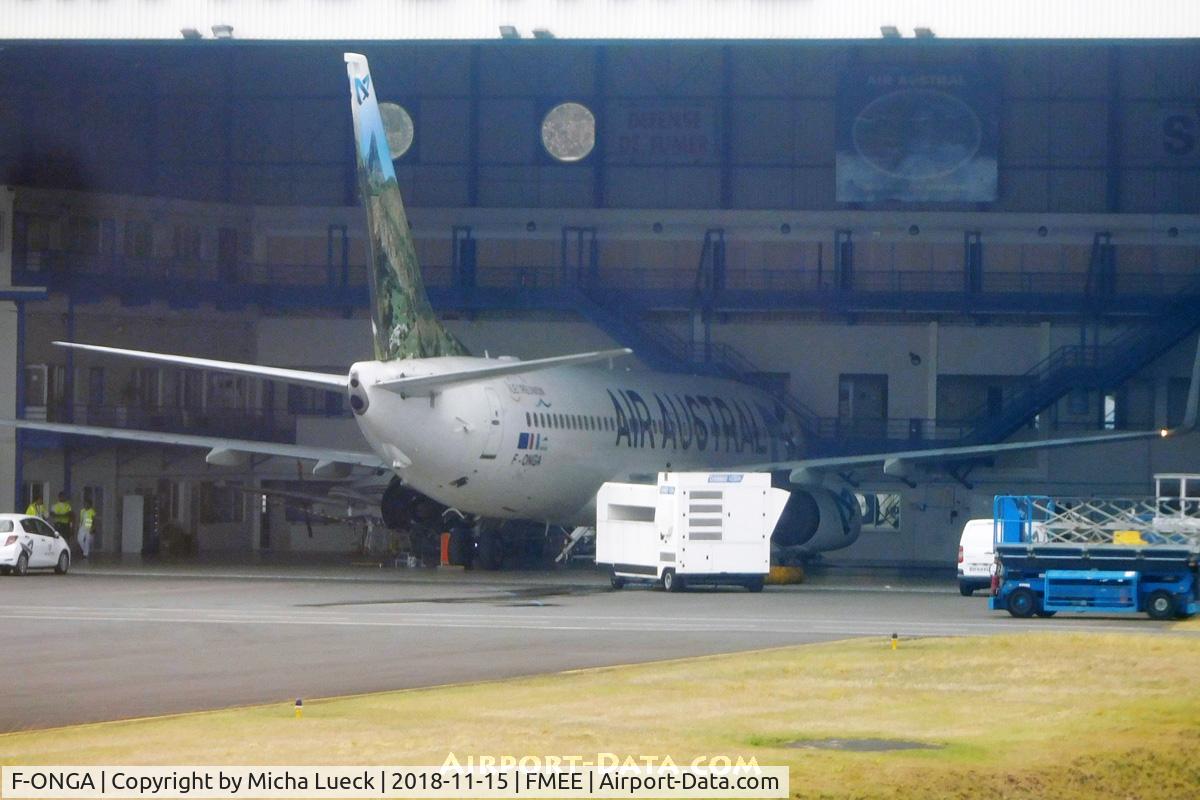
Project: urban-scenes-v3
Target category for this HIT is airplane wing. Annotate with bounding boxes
[54,342,346,391]
[372,348,632,396]
[750,338,1200,484]
[0,419,390,472]
[758,427,1177,484]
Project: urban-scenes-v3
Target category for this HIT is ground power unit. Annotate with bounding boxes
[595,472,789,592]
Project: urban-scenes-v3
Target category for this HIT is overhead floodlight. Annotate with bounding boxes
[499,25,520,39]
[532,28,555,39]
[211,24,234,39]
[914,27,936,38]
[180,27,202,39]
[880,25,901,38]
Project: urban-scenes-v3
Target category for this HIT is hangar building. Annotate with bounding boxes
[1,1,1197,567]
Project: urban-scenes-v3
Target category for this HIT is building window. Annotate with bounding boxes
[857,492,902,531]
[378,102,415,159]
[173,224,203,261]
[124,220,154,258]
[65,216,100,255]
[541,102,596,162]
[198,482,244,524]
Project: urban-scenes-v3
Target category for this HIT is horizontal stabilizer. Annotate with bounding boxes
[374,348,633,395]
[54,342,346,391]
[0,419,388,471]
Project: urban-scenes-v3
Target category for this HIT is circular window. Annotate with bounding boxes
[541,102,595,162]
[378,102,415,159]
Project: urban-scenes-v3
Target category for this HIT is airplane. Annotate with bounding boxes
[4,53,1198,570]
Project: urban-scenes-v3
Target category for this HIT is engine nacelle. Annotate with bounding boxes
[380,475,448,532]
[770,480,863,557]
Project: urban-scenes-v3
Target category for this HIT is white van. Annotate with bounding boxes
[957,518,995,596]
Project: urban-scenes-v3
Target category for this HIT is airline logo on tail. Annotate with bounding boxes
[344,53,470,363]
[354,75,372,105]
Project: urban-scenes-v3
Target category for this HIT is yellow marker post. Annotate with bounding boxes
[891,633,898,650]
[295,698,303,719]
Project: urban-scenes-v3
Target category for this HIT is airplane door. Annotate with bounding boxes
[481,387,503,459]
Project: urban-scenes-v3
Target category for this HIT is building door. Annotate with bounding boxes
[838,374,888,437]
[24,364,48,420]
[218,228,239,283]
[481,387,503,459]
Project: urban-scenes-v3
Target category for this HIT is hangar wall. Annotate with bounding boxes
[0,43,1197,214]
[2,40,1198,567]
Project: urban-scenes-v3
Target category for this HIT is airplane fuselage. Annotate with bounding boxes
[350,357,797,525]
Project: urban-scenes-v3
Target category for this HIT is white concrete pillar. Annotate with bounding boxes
[1,186,16,512]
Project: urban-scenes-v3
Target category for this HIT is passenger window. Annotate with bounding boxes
[21,519,40,534]
[36,520,58,538]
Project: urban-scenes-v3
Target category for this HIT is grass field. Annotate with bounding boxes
[3,632,1199,799]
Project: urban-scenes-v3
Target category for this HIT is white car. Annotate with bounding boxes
[0,514,71,576]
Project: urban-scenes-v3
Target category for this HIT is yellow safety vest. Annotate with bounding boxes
[25,502,46,518]
[81,508,96,528]
[51,501,72,524]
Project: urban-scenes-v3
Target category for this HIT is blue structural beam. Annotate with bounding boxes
[0,287,48,302]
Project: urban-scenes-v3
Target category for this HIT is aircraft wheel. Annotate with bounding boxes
[477,531,502,570]
[449,528,474,568]
[610,572,625,590]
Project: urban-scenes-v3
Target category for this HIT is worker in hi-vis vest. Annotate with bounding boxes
[50,492,73,538]
[78,499,96,559]
[24,496,47,520]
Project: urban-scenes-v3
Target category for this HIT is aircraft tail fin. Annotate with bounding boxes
[344,53,469,362]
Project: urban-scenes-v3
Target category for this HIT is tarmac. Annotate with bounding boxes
[0,559,1190,732]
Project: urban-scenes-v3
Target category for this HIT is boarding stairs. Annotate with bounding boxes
[555,526,594,563]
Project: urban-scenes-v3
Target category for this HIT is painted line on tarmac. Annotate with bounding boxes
[66,568,957,594]
[1,609,1177,638]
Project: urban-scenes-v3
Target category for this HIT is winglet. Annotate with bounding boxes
[1183,333,1200,431]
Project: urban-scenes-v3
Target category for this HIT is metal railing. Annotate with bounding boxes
[1011,495,1200,545]
[15,249,1200,300]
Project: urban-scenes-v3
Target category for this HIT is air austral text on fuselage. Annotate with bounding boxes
[604,387,779,455]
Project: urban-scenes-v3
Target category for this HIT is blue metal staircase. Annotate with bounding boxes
[963,287,1200,445]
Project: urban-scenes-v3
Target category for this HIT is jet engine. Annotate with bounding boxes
[770,477,863,558]
[380,476,450,563]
